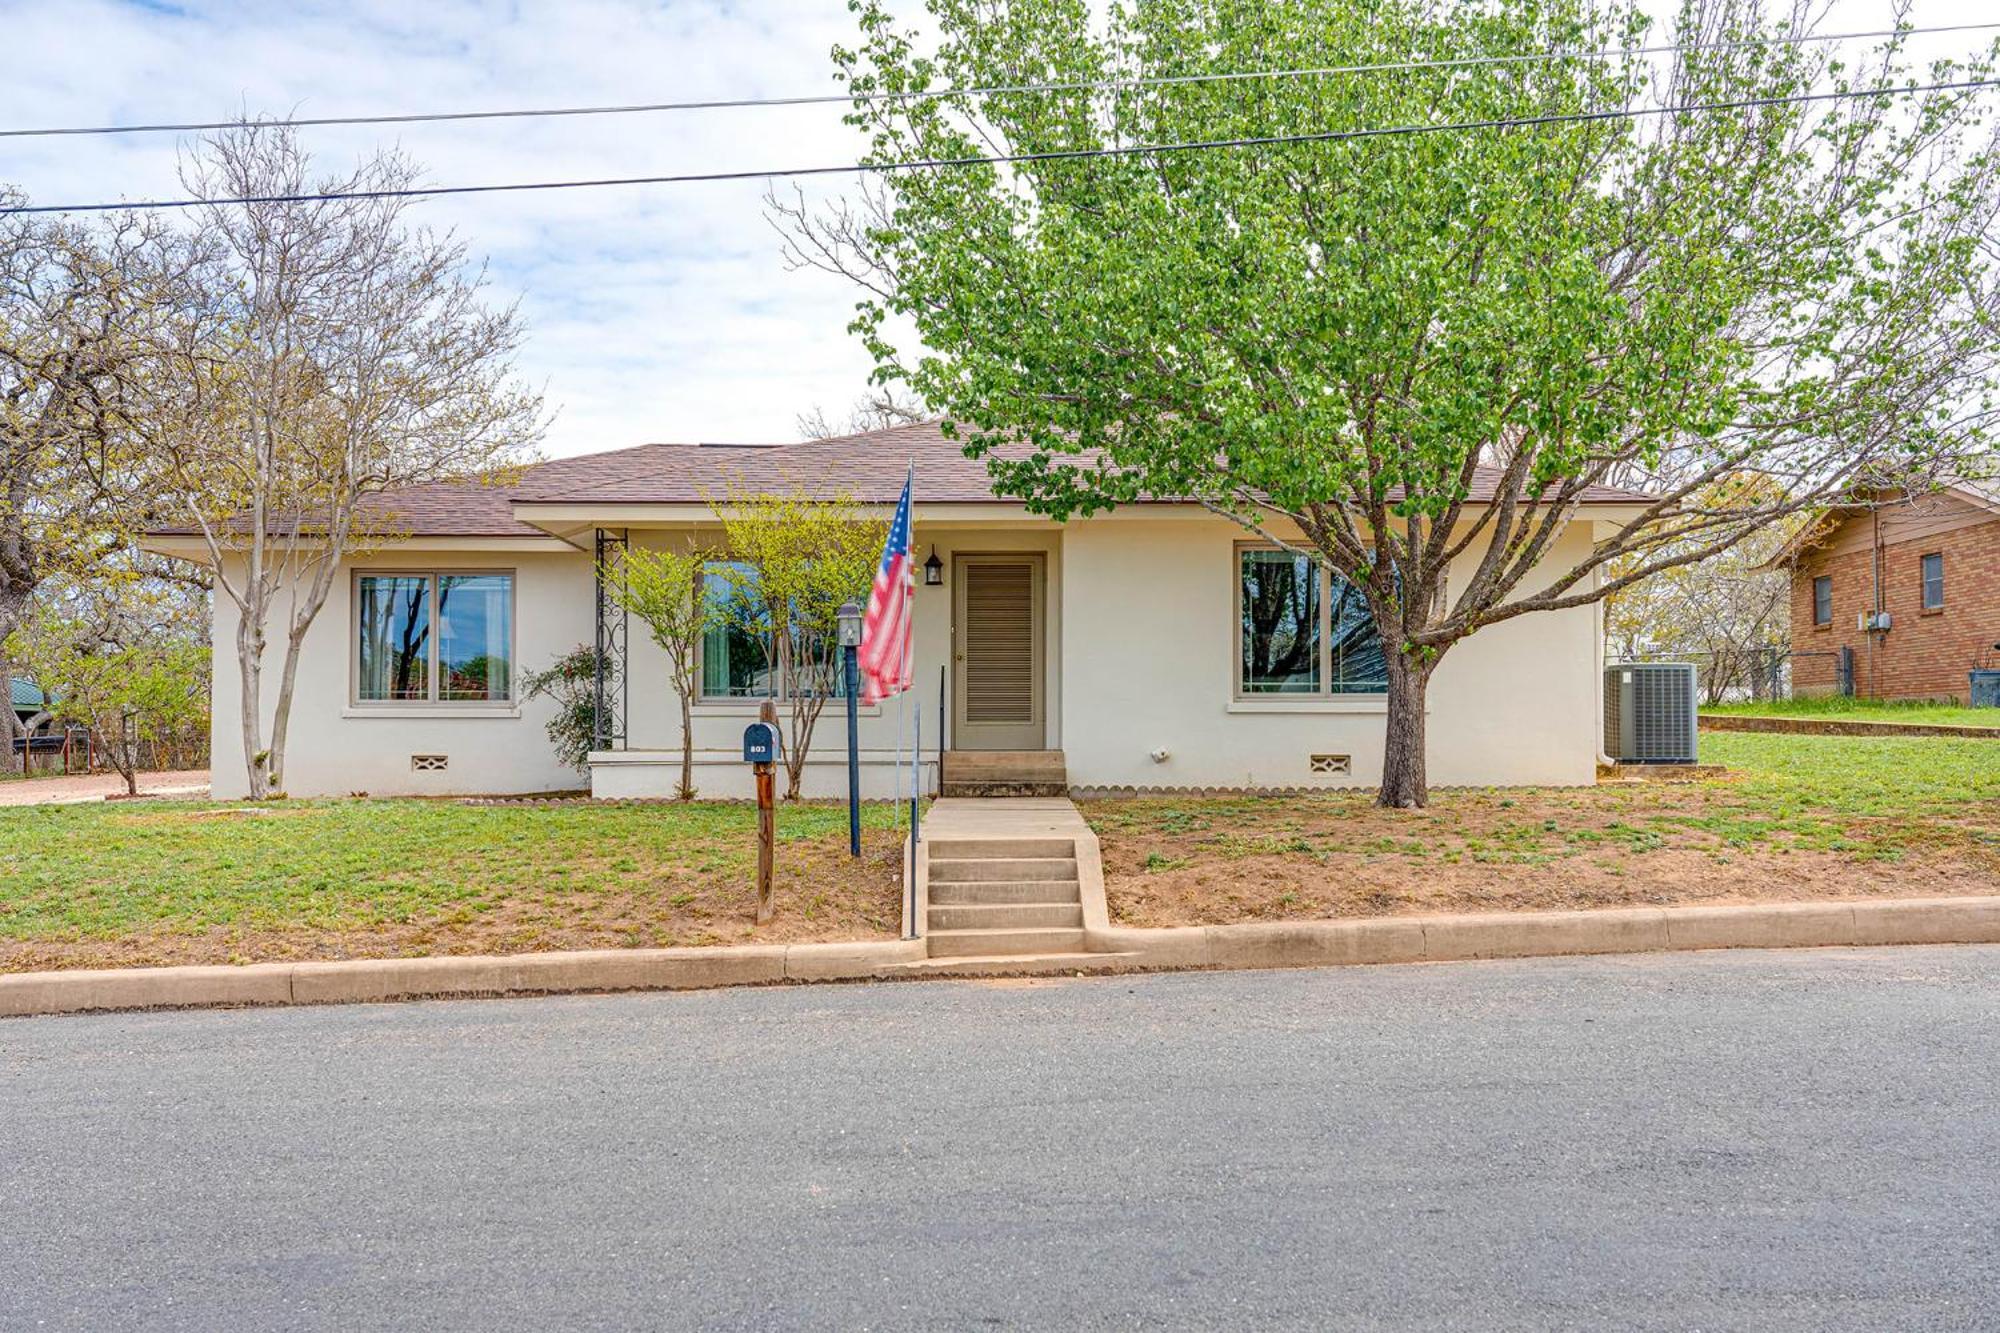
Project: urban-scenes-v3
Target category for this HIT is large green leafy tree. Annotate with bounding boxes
[777,0,2000,806]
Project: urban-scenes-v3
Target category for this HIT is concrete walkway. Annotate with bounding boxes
[921,794,1093,842]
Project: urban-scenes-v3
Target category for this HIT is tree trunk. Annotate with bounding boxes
[108,731,138,797]
[264,620,311,798]
[0,585,30,776]
[677,688,695,801]
[1378,649,1430,810]
[236,592,269,800]
[0,662,21,778]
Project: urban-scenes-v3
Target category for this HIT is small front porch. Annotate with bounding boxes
[582,521,1066,802]
[939,749,1069,797]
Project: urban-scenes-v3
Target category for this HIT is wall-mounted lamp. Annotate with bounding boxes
[923,547,944,586]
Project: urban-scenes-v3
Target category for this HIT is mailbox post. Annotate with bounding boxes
[743,701,781,924]
[837,599,864,858]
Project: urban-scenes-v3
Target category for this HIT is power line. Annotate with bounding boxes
[6,75,1997,217]
[2,21,1996,140]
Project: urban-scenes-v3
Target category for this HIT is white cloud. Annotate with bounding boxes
[2,0,895,456]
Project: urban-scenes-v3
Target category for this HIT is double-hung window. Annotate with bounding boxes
[1812,575,1833,627]
[1920,553,1944,611]
[355,572,514,704]
[1238,546,1388,696]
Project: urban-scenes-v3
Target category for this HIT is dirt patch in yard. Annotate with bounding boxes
[1085,778,2000,928]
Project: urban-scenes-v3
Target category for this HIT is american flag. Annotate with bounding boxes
[858,466,915,704]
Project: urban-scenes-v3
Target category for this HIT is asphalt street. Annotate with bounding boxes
[4,946,1999,1331]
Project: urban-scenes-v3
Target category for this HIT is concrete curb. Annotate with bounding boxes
[5,899,1998,1019]
[1083,897,2000,972]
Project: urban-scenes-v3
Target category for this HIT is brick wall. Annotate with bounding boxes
[1789,514,2000,701]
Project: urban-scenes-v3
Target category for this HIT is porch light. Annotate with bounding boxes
[923,547,944,586]
[837,599,864,648]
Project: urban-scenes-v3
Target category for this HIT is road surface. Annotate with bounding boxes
[5,946,1998,1329]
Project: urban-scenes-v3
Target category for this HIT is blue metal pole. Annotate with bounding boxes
[844,644,861,858]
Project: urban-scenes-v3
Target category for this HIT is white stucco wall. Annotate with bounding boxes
[1058,515,1604,790]
[205,513,1604,799]
[207,546,594,799]
[596,523,1062,799]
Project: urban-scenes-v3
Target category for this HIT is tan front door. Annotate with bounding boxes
[952,554,1046,750]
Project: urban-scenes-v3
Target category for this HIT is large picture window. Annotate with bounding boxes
[355,572,513,704]
[1238,547,1388,696]
[697,561,856,700]
[700,561,776,698]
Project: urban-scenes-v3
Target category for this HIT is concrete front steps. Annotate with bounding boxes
[920,833,1100,969]
[939,751,1069,798]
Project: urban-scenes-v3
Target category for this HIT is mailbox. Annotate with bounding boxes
[742,721,780,765]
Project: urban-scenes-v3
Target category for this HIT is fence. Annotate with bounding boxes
[1606,648,1853,705]
[8,727,209,777]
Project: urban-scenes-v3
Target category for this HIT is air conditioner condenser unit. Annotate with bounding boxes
[1604,663,1698,764]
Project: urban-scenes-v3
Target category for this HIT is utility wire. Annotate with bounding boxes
[1,20,1995,140]
[6,74,1998,217]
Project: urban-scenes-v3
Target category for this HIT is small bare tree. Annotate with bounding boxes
[141,123,542,797]
[604,544,721,799]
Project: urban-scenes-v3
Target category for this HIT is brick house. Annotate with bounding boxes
[1766,480,2000,701]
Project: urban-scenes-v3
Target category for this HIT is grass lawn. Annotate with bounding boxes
[6,732,1996,975]
[1084,731,2000,928]
[0,799,911,973]
[1702,696,2000,728]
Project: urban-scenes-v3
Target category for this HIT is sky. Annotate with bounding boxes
[1,0,1993,458]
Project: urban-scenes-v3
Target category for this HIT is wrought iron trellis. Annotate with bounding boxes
[593,527,629,751]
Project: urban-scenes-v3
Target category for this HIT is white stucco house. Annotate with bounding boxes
[148,422,1650,800]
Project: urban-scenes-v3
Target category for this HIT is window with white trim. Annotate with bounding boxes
[355,572,513,703]
[1237,547,1388,696]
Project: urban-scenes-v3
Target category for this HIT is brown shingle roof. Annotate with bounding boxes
[150,421,1659,538]
[511,421,1012,504]
[512,420,1658,507]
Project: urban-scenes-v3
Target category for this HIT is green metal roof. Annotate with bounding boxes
[10,678,47,711]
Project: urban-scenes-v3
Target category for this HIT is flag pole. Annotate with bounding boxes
[905,457,919,938]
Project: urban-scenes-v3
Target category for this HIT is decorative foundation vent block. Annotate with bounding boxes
[410,754,450,773]
[1309,753,1352,775]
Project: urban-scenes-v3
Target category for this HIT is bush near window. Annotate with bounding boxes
[522,644,616,775]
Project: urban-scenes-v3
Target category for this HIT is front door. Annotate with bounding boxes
[952,554,1046,750]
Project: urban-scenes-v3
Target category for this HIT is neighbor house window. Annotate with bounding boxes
[1812,575,1833,626]
[697,561,859,700]
[355,572,513,703]
[1238,547,1388,696]
[1921,553,1944,611]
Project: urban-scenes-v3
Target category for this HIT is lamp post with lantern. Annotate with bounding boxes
[837,599,864,857]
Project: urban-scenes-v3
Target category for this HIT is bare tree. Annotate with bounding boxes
[141,124,543,798]
[0,200,188,773]
[795,384,928,441]
[1607,539,1792,704]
